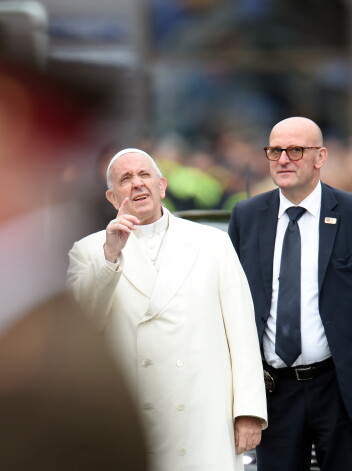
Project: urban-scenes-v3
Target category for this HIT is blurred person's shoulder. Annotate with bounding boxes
[0,292,148,470]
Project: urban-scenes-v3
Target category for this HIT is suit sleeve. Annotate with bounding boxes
[219,232,267,428]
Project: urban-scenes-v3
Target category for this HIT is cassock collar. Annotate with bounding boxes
[134,207,169,238]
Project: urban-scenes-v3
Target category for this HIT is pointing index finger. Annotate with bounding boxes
[117,197,130,217]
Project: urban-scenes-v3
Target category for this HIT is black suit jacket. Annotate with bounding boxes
[228,182,352,420]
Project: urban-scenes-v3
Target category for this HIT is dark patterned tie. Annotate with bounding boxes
[275,206,306,367]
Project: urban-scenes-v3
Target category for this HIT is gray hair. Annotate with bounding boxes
[106,148,162,190]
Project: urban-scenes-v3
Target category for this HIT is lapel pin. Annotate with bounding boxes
[324,217,337,224]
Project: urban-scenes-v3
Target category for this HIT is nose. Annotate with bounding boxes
[131,174,144,187]
[278,149,291,164]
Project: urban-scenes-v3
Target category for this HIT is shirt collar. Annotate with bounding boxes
[278,181,321,219]
[134,207,169,237]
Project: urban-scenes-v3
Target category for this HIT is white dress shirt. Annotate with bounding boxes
[263,182,331,367]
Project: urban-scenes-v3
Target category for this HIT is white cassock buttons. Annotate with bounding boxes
[176,359,184,367]
[142,359,153,367]
[178,448,186,456]
[177,403,185,411]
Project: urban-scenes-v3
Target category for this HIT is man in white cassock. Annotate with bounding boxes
[67,148,267,471]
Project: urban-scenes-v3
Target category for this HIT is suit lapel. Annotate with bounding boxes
[318,184,340,291]
[259,190,280,306]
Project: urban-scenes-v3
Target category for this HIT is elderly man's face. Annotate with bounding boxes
[106,152,167,225]
[268,119,327,203]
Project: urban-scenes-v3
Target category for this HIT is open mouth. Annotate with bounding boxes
[133,194,149,202]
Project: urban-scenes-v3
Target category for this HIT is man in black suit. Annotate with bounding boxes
[228,117,352,471]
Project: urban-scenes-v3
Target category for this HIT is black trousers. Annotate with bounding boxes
[256,367,352,471]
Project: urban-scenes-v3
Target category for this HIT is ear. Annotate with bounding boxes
[106,189,120,211]
[314,147,328,169]
[159,177,167,199]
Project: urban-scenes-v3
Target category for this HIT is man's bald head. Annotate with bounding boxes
[270,117,324,147]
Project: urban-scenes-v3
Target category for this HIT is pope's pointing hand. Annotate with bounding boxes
[104,197,140,262]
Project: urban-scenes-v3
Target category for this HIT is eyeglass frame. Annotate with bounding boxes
[264,146,322,161]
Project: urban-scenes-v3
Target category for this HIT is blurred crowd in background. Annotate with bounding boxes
[96,130,352,215]
[5,0,352,213]
[1,0,351,222]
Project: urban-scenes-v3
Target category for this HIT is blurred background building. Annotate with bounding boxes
[1,0,351,218]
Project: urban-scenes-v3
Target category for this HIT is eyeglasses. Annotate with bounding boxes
[264,146,321,161]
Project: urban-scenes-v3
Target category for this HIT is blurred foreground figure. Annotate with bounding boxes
[0,59,106,332]
[0,294,147,471]
[67,148,267,471]
[0,9,147,470]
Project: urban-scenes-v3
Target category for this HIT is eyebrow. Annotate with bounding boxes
[119,169,151,178]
